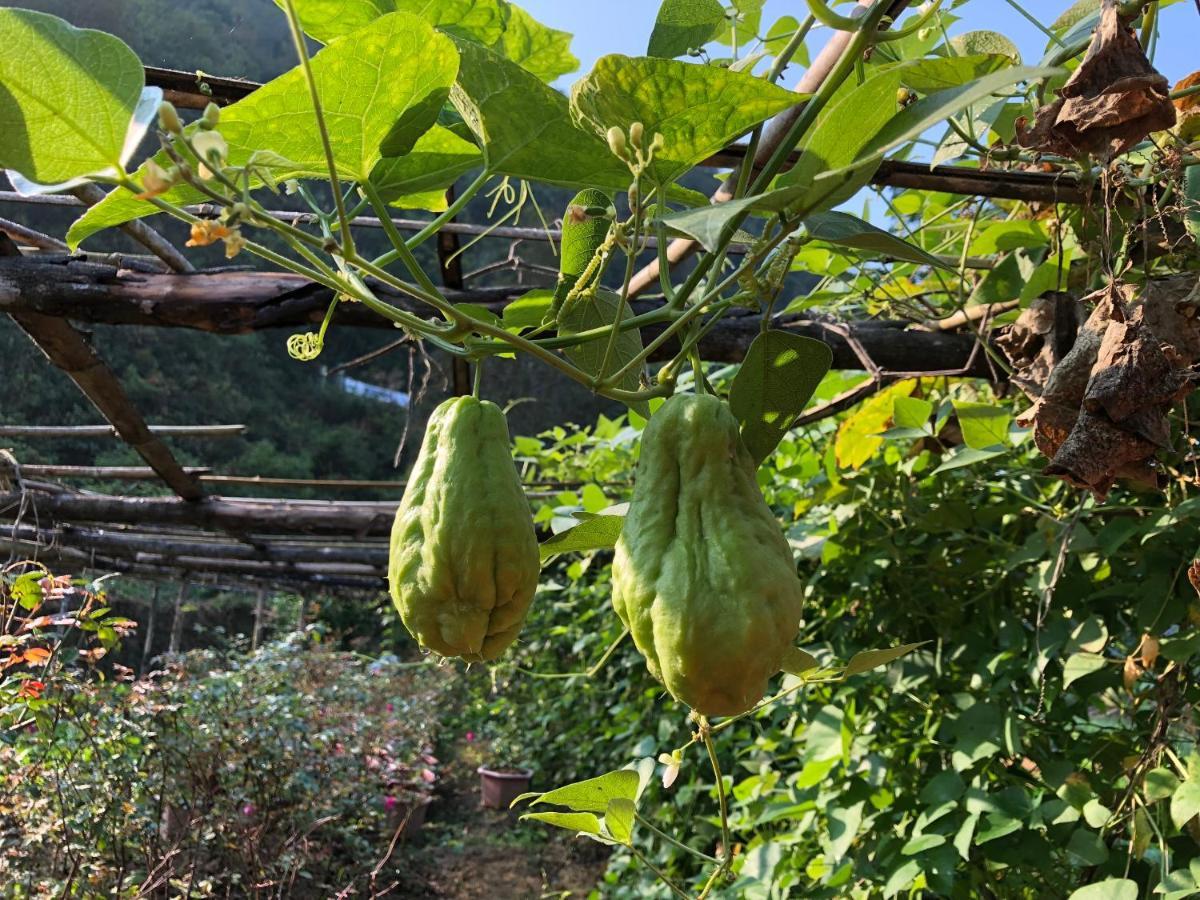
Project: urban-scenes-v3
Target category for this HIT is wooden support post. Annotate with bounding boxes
[141,584,159,671]
[168,581,188,655]
[251,588,266,651]
[295,594,307,632]
[6,312,205,500]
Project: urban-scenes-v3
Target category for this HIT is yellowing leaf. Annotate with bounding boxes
[834,381,917,470]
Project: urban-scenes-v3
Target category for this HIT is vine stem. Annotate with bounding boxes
[634,813,722,866]
[280,0,353,254]
[699,719,732,899]
[628,846,691,900]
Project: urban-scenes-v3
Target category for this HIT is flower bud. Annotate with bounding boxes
[650,132,665,154]
[629,121,644,150]
[607,126,628,159]
[200,101,221,129]
[157,102,183,135]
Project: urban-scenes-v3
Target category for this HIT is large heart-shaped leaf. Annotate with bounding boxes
[282,0,510,45]
[570,55,799,184]
[68,12,458,248]
[0,9,144,184]
[492,4,579,82]
[451,38,701,202]
[539,515,625,561]
[730,330,832,465]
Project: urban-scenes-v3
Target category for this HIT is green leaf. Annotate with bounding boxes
[12,572,45,612]
[370,126,483,208]
[969,220,1050,255]
[892,396,933,431]
[492,4,578,82]
[282,0,510,45]
[570,55,800,185]
[1063,653,1108,688]
[843,642,925,678]
[69,13,457,247]
[503,289,555,330]
[730,330,833,466]
[529,769,639,814]
[1145,768,1181,803]
[1068,881,1138,900]
[656,197,760,252]
[781,647,819,676]
[953,813,978,861]
[1171,776,1200,830]
[776,65,1058,217]
[1066,829,1110,867]
[901,833,946,855]
[539,515,625,561]
[952,401,1010,450]
[1155,869,1200,898]
[557,289,648,417]
[0,9,144,184]
[1051,0,1100,32]
[902,54,1015,94]
[647,0,726,58]
[450,39,655,196]
[803,211,953,270]
[930,446,1008,474]
[949,31,1021,63]
[521,810,603,835]
[604,798,636,845]
[1185,165,1200,244]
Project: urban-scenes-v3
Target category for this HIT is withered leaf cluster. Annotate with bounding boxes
[1017,0,1176,160]
[998,278,1200,498]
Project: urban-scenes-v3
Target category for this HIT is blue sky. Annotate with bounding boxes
[520,0,1196,89]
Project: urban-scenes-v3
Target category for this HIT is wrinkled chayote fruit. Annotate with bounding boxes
[388,396,540,662]
[612,393,805,716]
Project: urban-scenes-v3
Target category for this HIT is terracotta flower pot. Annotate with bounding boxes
[477,765,533,809]
[388,797,431,838]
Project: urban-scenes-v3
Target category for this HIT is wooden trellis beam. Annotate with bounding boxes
[1,490,397,537]
[17,465,211,480]
[0,257,992,377]
[0,424,246,439]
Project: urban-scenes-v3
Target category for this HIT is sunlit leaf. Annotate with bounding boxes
[0,9,144,184]
[843,642,925,678]
[69,13,458,247]
[539,515,625,561]
[647,0,726,58]
[570,55,799,184]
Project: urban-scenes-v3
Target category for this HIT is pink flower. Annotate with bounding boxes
[421,768,436,784]
[241,803,256,817]
[386,703,394,713]
[465,731,476,743]
[383,795,398,811]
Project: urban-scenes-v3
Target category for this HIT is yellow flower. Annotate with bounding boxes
[186,220,231,248]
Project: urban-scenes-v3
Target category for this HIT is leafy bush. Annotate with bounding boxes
[1,628,449,897]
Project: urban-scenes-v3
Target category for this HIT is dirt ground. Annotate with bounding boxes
[392,746,610,899]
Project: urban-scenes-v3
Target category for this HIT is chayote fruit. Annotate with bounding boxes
[612,393,805,716]
[388,396,540,662]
